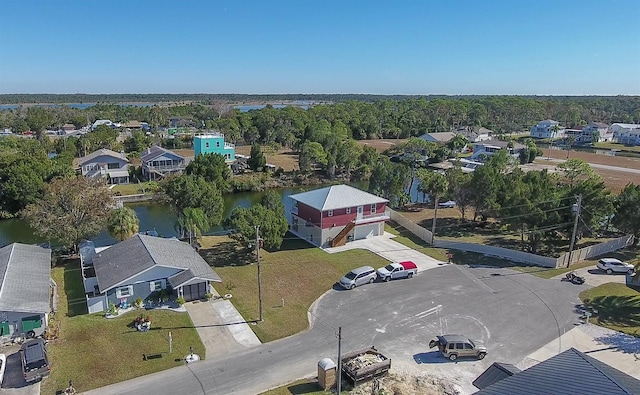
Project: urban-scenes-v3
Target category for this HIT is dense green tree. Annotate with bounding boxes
[416,169,448,242]
[612,183,640,245]
[160,175,224,228]
[369,157,411,207]
[185,153,231,191]
[107,206,140,241]
[23,177,113,250]
[248,143,267,171]
[444,166,473,220]
[223,203,289,251]
[298,141,328,174]
[177,207,210,245]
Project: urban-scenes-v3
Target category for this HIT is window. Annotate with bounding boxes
[150,280,165,291]
[448,343,455,350]
[371,204,377,214]
[216,141,220,147]
[107,162,120,169]
[456,343,464,350]
[116,286,133,298]
[464,343,473,349]
[346,207,351,214]
[328,210,333,217]
[205,142,210,148]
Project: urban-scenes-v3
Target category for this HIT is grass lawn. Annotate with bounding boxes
[200,235,389,343]
[593,142,640,153]
[42,260,205,394]
[110,182,154,196]
[579,283,640,337]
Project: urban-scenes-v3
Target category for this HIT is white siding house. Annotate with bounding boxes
[612,123,640,146]
[530,120,565,139]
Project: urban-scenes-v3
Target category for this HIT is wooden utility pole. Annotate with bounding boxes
[255,226,263,322]
[567,195,582,267]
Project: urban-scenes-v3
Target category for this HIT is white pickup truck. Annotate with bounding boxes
[376,261,418,281]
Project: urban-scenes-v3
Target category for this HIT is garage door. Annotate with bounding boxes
[183,282,207,302]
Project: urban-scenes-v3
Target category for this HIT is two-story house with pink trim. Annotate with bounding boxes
[289,185,390,248]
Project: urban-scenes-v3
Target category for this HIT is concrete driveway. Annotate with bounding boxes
[86,265,584,395]
[324,232,447,273]
[553,265,628,287]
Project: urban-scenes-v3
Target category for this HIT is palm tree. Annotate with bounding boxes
[107,207,139,241]
[416,169,449,244]
[178,207,210,246]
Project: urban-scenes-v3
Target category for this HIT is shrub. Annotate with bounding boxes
[204,292,213,300]
[176,296,186,306]
[134,297,144,308]
[108,302,118,316]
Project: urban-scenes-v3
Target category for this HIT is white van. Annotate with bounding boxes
[339,266,377,290]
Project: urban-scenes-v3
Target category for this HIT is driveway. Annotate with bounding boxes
[552,265,629,287]
[0,346,40,395]
[324,232,447,273]
[85,265,584,395]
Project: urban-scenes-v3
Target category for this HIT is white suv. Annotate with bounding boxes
[597,258,634,275]
[339,266,377,290]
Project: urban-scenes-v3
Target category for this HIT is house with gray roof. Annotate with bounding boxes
[140,146,187,180]
[474,347,640,394]
[418,132,456,144]
[289,184,389,248]
[455,126,493,142]
[0,243,52,340]
[78,148,130,184]
[80,234,221,314]
[471,140,526,162]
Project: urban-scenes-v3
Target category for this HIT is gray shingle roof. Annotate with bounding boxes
[93,234,221,292]
[0,243,51,314]
[473,362,521,390]
[78,149,128,166]
[475,348,640,395]
[290,185,388,211]
[140,146,184,162]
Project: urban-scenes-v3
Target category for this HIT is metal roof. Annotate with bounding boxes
[290,184,388,211]
[78,149,128,166]
[0,243,51,314]
[93,234,221,292]
[475,348,640,395]
[473,362,521,390]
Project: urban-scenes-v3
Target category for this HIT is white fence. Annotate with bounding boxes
[555,235,634,268]
[388,208,633,269]
[388,208,434,244]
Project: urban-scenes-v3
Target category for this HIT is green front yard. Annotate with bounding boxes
[201,236,389,343]
[42,261,204,394]
[110,181,155,196]
[580,283,640,337]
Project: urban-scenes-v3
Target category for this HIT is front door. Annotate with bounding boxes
[357,206,363,219]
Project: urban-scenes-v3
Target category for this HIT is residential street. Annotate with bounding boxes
[84,265,584,395]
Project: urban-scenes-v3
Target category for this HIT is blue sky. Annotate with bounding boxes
[0,0,638,95]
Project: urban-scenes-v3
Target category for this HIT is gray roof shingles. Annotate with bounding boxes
[476,348,640,395]
[290,184,388,211]
[0,243,51,314]
[93,234,220,292]
[78,148,128,166]
[140,146,184,163]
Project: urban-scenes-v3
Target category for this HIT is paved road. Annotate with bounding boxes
[0,346,40,395]
[85,265,584,395]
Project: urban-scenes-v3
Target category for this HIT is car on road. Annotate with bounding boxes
[377,261,418,281]
[339,266,377,290]
[597,258,635,275]
[429,334,487,361]
[20,338,50,383]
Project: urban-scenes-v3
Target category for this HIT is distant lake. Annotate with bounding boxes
[0,103,155,110]
[235,104,310,112]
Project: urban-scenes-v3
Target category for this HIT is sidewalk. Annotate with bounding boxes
[523,324,640,379]
[323,232,446,273]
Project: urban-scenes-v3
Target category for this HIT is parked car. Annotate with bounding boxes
[339,266,377,290]
[429,334,487,361]
[0,353,5,386]
[597,258,634,275]
[377,261,418,281]
[438,200,456,208]
[20,339,50,383]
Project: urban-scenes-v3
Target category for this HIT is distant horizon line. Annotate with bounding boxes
[0,93,638,97]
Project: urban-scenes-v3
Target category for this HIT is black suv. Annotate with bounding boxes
[20,338,50,382]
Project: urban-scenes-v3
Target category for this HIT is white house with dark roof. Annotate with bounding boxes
[455,126,493,142]
[0,243,52,340]
[78,148,130,184]
[80,235,222,314]
[141,146,188,180]
[580,122,612,143]
[471,140,526,161]
[289,184,389,248]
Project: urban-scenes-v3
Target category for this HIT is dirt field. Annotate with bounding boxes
[358,139,407,153]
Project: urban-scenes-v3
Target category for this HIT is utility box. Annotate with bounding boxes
[317,358,337,390]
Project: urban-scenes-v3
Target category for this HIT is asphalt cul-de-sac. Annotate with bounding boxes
[313,264,585,392]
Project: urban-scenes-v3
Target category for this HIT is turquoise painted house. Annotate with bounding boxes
[193,132,235,162]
